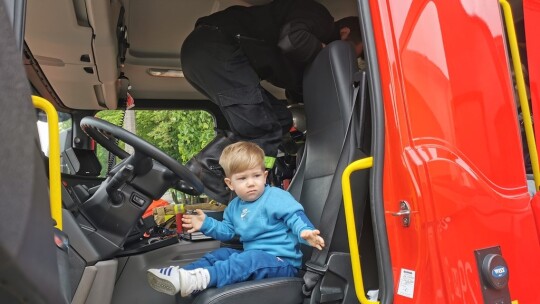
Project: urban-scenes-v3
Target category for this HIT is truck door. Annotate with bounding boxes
[368,0,540,303]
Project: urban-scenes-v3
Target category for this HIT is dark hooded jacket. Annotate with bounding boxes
[196,0,339,101]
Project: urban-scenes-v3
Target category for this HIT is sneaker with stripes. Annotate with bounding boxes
[147,266,210,297]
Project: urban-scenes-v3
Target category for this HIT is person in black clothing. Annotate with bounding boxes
[182,0,363,203]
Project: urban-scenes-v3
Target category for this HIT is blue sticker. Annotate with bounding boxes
[492,266,507,278]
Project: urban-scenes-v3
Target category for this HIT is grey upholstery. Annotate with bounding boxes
[0,2,65,303]
[193,40,362,304]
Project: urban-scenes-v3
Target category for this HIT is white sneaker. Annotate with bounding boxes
[147,266,210,297]
[178,268,210,297]
[147,266,181,295]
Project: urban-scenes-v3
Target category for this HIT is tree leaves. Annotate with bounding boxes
[95,109,215,175]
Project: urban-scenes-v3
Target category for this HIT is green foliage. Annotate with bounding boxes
[175,111,215,162]
[58,119,72,132]
[96,110,124,126]
[95,109,215,176]
[136,110,215,163]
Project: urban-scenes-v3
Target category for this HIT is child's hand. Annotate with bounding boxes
[301,229,325,250]
[182,209,206,233]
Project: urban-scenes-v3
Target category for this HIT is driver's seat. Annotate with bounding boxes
[192,40,367,304]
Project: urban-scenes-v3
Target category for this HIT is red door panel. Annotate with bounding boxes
[370,0,540,302]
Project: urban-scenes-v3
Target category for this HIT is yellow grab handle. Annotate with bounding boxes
[32,96,62,230]
[342,157,378,303]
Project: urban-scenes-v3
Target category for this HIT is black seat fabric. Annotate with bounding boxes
[193,41,360,304]
[0,2,65,303]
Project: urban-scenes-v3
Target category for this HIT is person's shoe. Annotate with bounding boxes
[178,268,210,297]
[186,129,237,203]
[147,267,210,297]
[147,266,180,295]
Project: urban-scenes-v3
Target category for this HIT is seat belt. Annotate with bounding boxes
[302,70,365,296]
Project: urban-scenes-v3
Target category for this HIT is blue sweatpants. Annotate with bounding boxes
[182,248,298,288]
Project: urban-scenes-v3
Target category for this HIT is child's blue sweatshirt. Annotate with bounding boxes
[200,186,315,268]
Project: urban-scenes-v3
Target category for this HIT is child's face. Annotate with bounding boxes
[224,167,268,202]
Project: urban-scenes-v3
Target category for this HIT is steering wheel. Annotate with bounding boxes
[80,116,204,194]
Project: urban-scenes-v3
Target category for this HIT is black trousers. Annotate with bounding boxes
[181,26,292,157]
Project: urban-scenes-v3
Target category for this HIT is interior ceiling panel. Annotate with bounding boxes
[26,0,94,65]
[122,0,284,101]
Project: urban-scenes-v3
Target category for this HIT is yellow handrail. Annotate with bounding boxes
[500,0,540,189]
[341,156,378,303]
[32,96,62,230]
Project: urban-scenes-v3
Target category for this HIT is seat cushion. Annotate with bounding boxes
[191,277,304,304]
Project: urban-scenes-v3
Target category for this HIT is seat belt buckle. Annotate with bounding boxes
[302,261,329,296]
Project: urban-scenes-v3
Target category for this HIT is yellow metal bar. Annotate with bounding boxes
[500,0,540,189]
[341,157,378,304]
[32,96,62,230]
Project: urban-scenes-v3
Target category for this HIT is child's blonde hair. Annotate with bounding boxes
[219,141,265,177]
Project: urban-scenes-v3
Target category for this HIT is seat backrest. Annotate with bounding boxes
[288,40,365,260]
[0,3,65,303]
